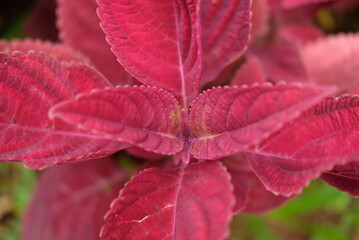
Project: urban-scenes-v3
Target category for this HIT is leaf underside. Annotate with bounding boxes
[321,161,359,197]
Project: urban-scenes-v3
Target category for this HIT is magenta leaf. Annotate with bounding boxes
[98,0,201,105]
[0,51,126,169]
[23,157,129,240]
[200,0,251,84]
[301,33,359,92]
[49,86,183,155]
[321,162,359,197]
[0,39,85,62]
[57,0,133,86]
[190,83,334,160]
[249,96,359,196]
[224,155,291,214]
[100,161,234,240]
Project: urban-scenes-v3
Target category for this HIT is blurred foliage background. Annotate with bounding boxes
[231,181,359,240]
[1,0,359,239]
[0,0,38,39]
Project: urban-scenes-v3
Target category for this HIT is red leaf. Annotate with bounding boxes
[250,0,270,39]
[57,0,133,86]
[349,85,359,95]
[231,57,266,86]
[332,0,359,10]
[98,0,202,105]
[301,33,359,92]
[23,0,58,41]
[49,86,183,155]
[281,0,335,9]
[321,162,359,197]
[23,157,129,240]
[200,0,251,84]
[126,147,165,161]
[0,51,126,169]
[249,96,359,196]
[278,24,323,45]
[224,156,291,214]
[250,38,311,83]
[100,161,234,240]
[190,83,333,160]
[0,39,85,62]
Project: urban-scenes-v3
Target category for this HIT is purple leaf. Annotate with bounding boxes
[321,162,359,197]
[97,0,202,105]
[57,0,133,86]
[190,83,333,160]
[249,96,359,196]
[200,0,251,84]
[0,51,126,169]
[23,157,129,240]
[0,39,85,62]
[100,161,234,240]
[49,86,183,155]
[224,155,291,214]
[301,33,359,92]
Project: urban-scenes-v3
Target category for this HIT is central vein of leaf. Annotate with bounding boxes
[173,0,188,108]
[172,165,186,236]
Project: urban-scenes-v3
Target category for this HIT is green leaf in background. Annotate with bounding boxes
[0,163,37,240]
[0,0,40,39]
[230,180,359,240]
[269,181,351,219]
[2,15,26,40]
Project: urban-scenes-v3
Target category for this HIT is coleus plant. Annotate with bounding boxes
[1,0,359,239]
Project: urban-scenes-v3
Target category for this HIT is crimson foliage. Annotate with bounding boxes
[1,0,359,239]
